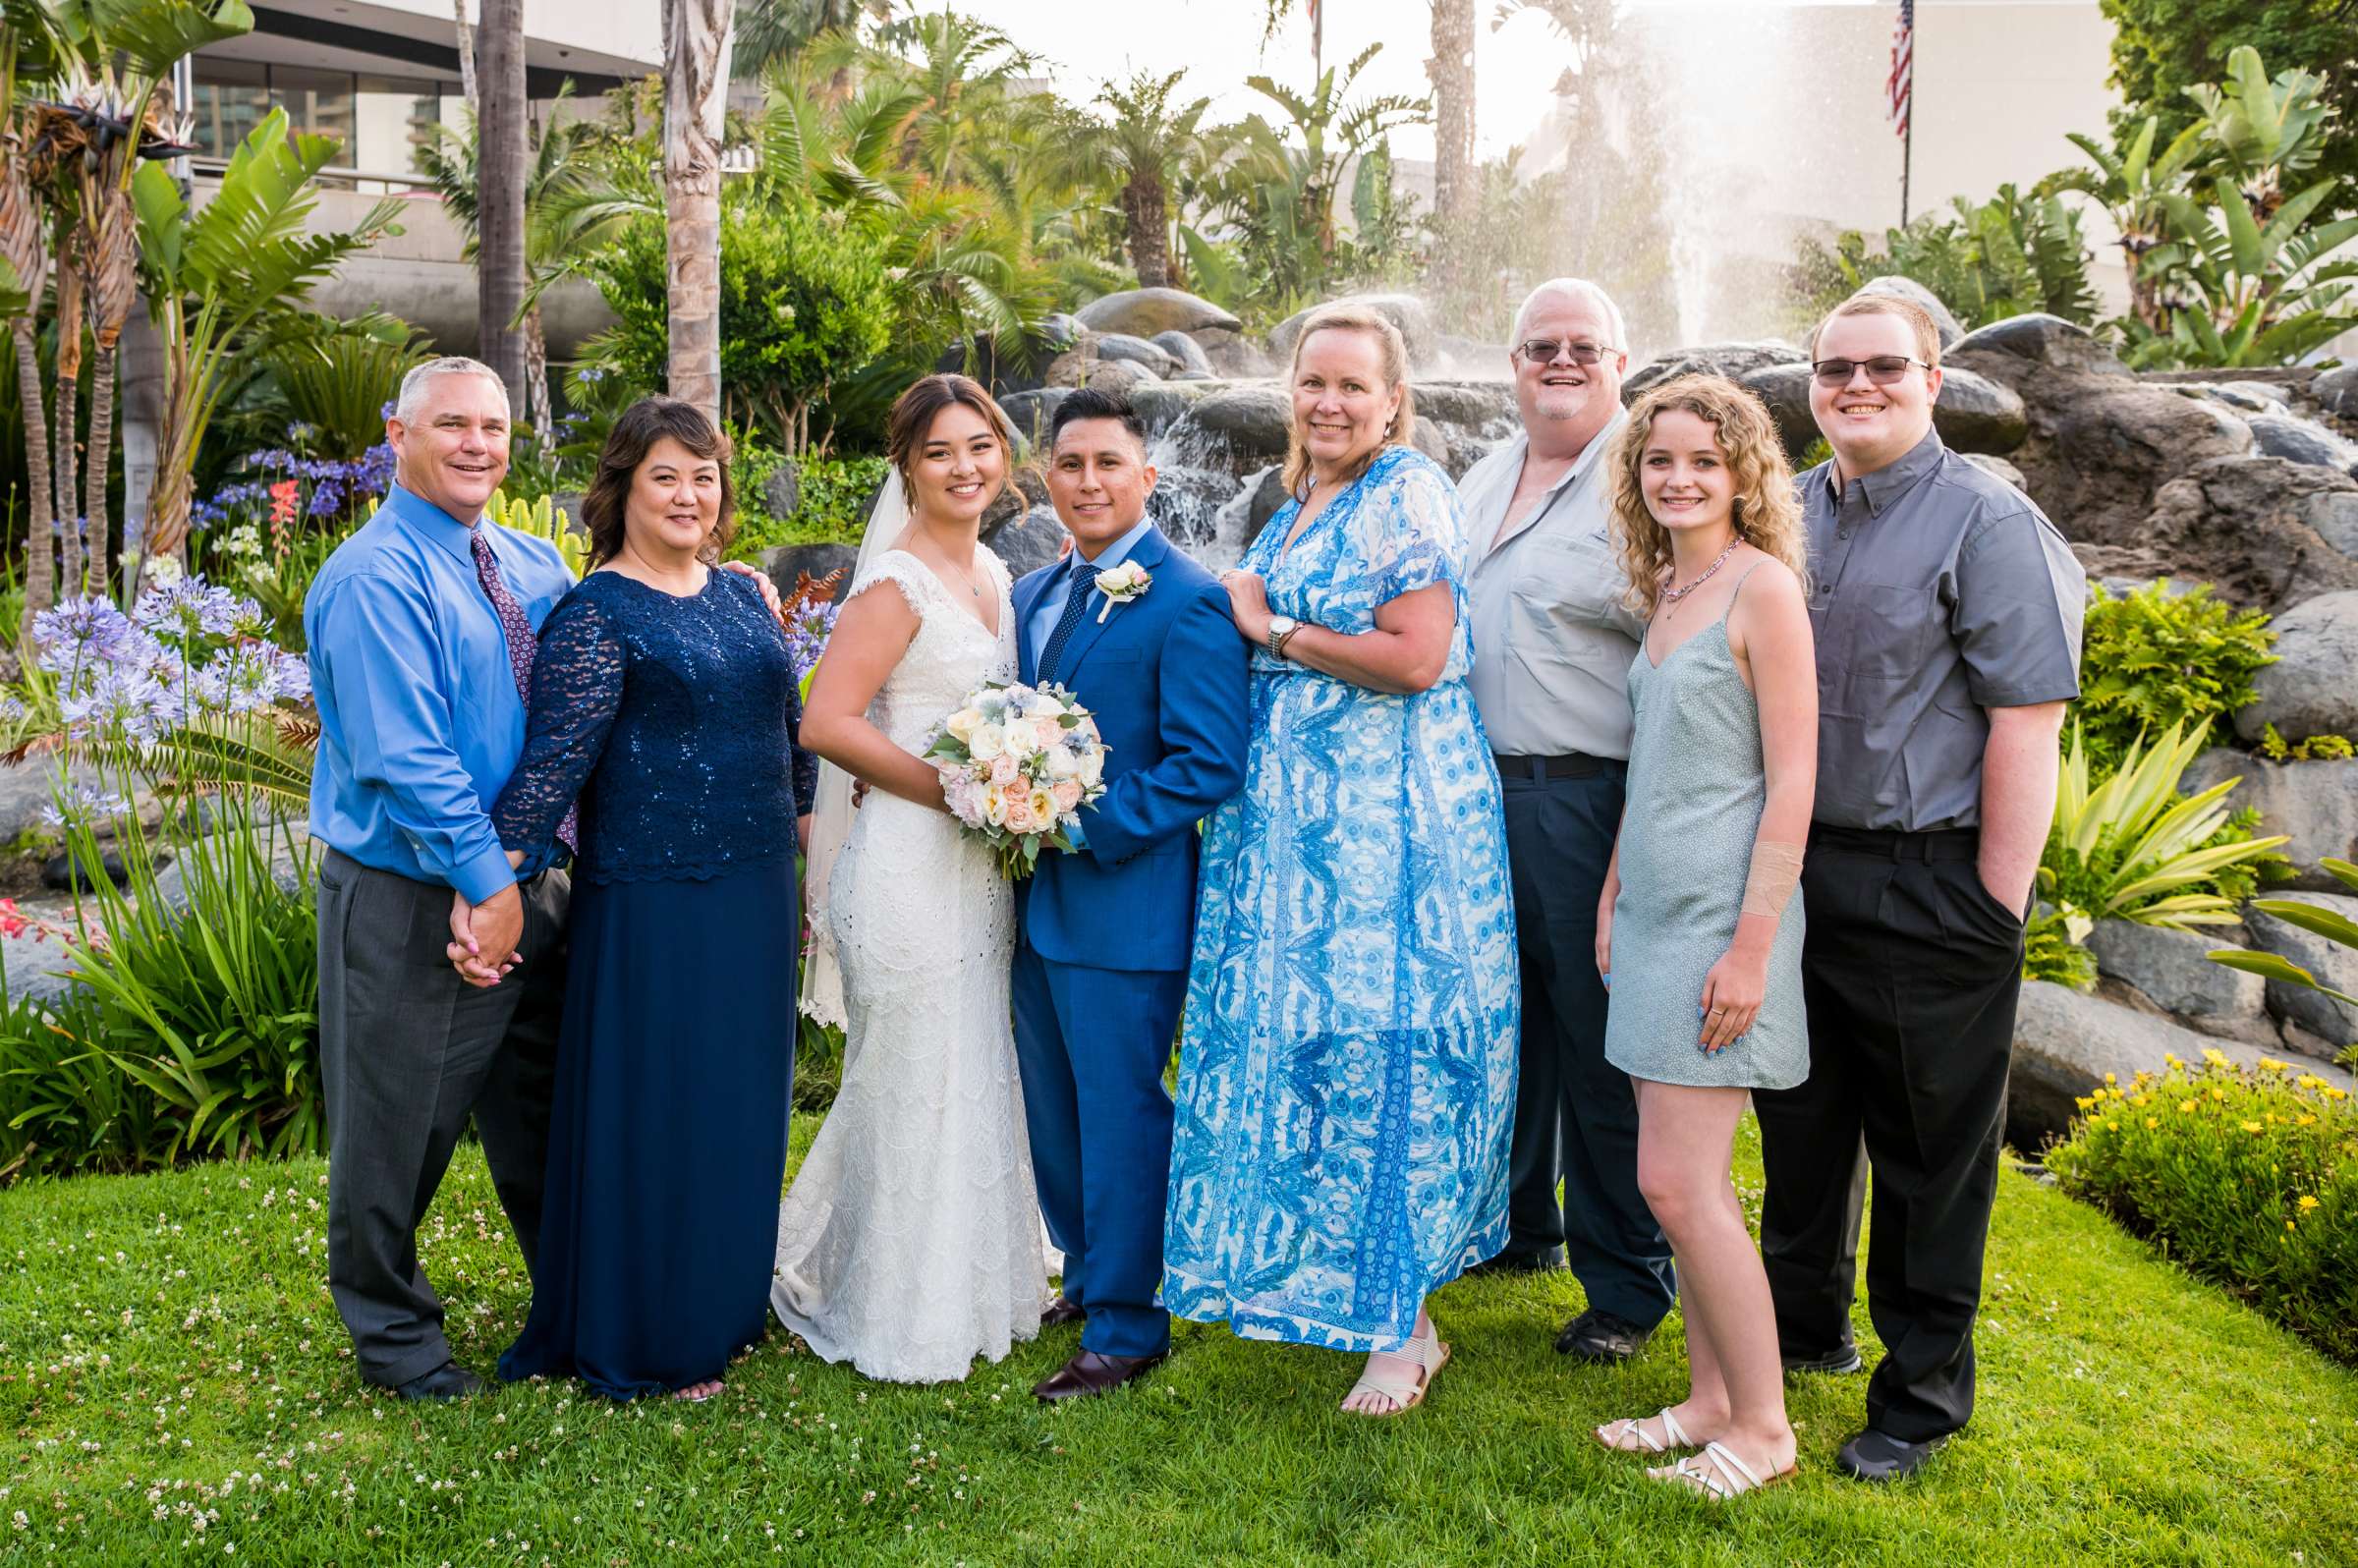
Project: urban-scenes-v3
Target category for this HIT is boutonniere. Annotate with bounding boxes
[1095,561,1152,623]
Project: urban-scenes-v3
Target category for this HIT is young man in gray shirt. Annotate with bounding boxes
[1759,293,2084,1482]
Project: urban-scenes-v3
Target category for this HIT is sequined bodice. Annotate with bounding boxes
[492,568,817,883]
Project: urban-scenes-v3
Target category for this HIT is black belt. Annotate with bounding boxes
[1809,824,1980,863]
[1492,752,1619,781]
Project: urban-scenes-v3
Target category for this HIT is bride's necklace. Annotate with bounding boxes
[1660,540,1740,612]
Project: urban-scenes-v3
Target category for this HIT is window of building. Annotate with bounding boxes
[188,57,268,160]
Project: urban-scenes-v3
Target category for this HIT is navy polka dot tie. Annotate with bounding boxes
[1037,560,1095,686]
[473,527,576,853]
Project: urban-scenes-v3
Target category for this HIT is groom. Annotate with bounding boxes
[1012,386,1250,1402]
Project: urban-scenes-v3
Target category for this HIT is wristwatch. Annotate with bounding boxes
[1267,615,1302,660]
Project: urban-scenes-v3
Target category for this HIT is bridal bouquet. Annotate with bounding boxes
[925,681,1108,879]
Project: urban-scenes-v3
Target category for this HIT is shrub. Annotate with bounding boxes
[2074,582,2276,773]
[2048,1053,2356,1363]
[727,449,888,559]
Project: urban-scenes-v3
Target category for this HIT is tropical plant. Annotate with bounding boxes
[253,312,427,461]
[0,0,66,618]
[2040,721,2291,942]
[2048,111,2213,332]
[732,0,890,84]
[2209,858,2358,1069]
[130,108,402,592]
[1086,69,1217,291]
[486,489,587,580]
[1795,186,2100,330]
[2073,580,2276,773]
[664,0,736,427]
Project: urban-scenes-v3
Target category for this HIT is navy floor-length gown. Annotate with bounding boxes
[492,566,816,1399]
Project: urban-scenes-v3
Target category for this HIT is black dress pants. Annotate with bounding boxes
[1498,760,1676,1329]
[1753,826,2024,1442]
[317,850,571,1387]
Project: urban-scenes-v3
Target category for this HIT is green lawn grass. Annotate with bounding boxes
[5,1115,2355,1567]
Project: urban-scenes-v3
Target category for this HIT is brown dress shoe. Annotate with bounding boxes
[1032,1349,1166,1402]
[1040,1295,1085,1327]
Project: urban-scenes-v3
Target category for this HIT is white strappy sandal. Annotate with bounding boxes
[1594,1406,1697,1455]
[1650,1440,1795,1500]
[1341,1320,1451,1417]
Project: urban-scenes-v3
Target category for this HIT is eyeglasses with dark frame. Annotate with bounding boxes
[1811,355,1931,388]
[1515,338,1617,368]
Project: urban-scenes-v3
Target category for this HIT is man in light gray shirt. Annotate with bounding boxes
[1456,278,1675,1363]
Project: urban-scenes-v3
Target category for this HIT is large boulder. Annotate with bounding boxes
[0,914,84,1008]
[997,386,1072,447]
[1623,341,1806,402]
[2181,749,2358,893]
[1076,288,1241,339]
[1947,312,2126,375]
[2247,412,2358,477]
[0,759,113,845]
[760,542,860,604]
[2233,590,2358,745]
[1963,453,2029,490]
[1042,354,1160,398]
[1189,326,1272,379]
[1737,362,2025,461]
[1269,293,1437,368]
[1185,383,1292,460]
[2141,458,2358,614]
[1853,275,1965,347]
[982,503,1069,579]
[1150,330,1215,378]
[2006,980,2352,1147]
[1095,333,1180,378]
[2316,364,2358,419]
[2087,920,2269,1035]
[2305,490,2358,559]
[2245,891,2358,1048]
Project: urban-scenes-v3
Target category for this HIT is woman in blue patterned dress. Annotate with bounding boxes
[1165,305,1518,1417]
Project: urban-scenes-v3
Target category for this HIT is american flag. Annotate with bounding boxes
[1887,0,1914,140]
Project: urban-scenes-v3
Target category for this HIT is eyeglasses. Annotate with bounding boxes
[1516,339,1615,367]
[1811,355,1929,387]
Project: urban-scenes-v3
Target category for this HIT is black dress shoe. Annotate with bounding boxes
[391,1362,483,1402]
[1032,1349,1166,1403]
[1836,1428,1948,1483]
[1553,1307,1653,1363]
[1039,1295,1085,1327]
[1465,1248,1568,1277]
[1781,1343,1866,1375]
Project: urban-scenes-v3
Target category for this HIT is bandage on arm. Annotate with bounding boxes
[1740,841,1805,920]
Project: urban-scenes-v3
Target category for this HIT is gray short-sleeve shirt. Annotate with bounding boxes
[1803,429,2085,831]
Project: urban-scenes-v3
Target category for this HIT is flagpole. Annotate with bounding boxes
[1315,3,1323,79]
[1901,106,1912,227]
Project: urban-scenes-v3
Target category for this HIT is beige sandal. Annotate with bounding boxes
[1595,1406,1697,1455]
[1650,1440,1795,1500]
[1341,1321,1451,1416]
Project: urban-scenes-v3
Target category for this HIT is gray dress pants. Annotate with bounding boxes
[317,848,570,1387]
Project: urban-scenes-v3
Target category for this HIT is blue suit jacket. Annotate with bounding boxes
[1015,525,1250,973]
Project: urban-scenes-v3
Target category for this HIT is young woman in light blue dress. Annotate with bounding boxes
[1592,374,1817,1498]
[1166,305,1518,1418]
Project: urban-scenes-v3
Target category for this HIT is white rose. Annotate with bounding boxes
[1079,747,1105,786]
[945,706,984,741]
[1042,745,1080,781]
[1002,721,1041,759]
[968,721,1007,761]
[981,784,1008,825]
[1025,694,1066,719]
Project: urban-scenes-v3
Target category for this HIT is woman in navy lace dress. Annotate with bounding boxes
[486,398,817,1401]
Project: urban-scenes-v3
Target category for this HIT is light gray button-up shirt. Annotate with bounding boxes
[1461,411,1647,759]
[1803,429,2086,832]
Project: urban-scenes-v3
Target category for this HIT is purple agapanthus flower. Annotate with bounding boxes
[783,597,839,684]
[134,578,248,644]
[59,664,167,743]
[39,783,133,830]
[30,596,139,684]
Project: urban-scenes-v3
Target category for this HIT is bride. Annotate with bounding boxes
[772,373,1048,1382]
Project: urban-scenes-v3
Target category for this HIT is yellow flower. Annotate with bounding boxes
[2242,1121,2264,1134]
[2286,1220,2297,1232]
[2105,1072,2117,1086]
[2299,1196,2321,1211]
[2259,1057,2287,1072]
[2164,1052,2182,1067]
[2180,1099,2199,1113]
[2203,1047,2229,1066]
[2296,1114,2319,1128]
[2212,1087,2227,1101]
[2145,1117,2159,1129]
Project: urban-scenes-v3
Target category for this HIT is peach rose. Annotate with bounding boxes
[1050,779,1083,813]
[1003,793,1039,834]
[988,752,1020,787]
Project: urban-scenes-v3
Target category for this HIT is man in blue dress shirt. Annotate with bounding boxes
[1009,387,1250,1401]
[307,358,576,1402]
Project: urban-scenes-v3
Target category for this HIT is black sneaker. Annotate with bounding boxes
[1835,1428,1948,1483]
[1782,1343,1865,1375]
[1553,1307,1653,1363]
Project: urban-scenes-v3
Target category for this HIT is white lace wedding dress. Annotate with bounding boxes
[771,546,1049,1382]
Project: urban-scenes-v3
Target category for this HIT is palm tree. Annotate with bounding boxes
[476,0,527,403]
[662,0,733,425]
[733,0,889,88]
[1428,0,1475,241]
[1089,70,1214,290]
[0,10,59,615]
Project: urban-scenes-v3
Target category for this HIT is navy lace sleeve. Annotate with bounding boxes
[492,592,624,857]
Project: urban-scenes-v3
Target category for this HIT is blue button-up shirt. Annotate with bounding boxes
[1024,516,1153,668]
[306,482,575,904]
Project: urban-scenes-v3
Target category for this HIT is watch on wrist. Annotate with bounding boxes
[1267,615,1301,659]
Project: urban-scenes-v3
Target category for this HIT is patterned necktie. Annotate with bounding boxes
[472,527,576,854]
[1037,559,1096,686]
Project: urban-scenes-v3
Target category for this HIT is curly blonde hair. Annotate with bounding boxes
[1607,373,1809,619]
